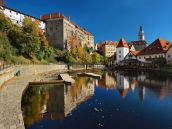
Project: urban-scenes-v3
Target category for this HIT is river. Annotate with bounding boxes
[21,71,172,129]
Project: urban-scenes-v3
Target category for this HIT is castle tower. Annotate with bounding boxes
[138,26,145,41]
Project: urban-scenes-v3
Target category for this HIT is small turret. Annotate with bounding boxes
[138,26,145,41]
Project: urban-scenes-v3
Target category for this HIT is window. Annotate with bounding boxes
[119,50,121,54]
[149,56,151,58]
[119,55,121,58]
[139,57,141,59]
[168,55,171,58]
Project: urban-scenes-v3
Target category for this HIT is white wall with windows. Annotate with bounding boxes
[166,47,172,63]
[0,6,45,31]
[116,47,129,63]
[137,53,165,62]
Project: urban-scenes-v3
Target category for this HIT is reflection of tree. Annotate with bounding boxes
[22,77,95,127]
[22,86,50,127]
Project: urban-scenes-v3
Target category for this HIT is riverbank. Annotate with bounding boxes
[0,64,104,129]
[113,66,172,75]
[0,65,67,129]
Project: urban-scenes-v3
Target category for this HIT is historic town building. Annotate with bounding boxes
[41,13,94,50]
[0,5,45,31]
[95,41,118,57]
[137,38,172,62]
[116,38,129,63]
[166,45,172,63]
[128,26,148,51]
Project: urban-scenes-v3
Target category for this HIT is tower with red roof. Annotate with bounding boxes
[116,38,129,63]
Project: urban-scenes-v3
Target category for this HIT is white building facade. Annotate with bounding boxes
[166,46,172,63]
[116,38,129,63]
[0,6,45,31]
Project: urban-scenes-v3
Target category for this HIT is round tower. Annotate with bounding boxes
[138,26,145,41]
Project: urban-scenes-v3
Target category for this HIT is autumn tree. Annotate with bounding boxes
[0,12,13,32]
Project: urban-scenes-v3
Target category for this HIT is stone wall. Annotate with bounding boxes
[0,64,68,129]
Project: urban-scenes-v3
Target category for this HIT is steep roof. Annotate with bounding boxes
[139,38,172,55]
[117,38,129,48]
[102,41,118,46]
[130,51,140,56]
[128,40,147,51]
[129,40,147,46]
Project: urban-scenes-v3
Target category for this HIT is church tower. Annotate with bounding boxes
[138,26,145,41]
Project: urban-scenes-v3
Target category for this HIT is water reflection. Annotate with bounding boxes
[22,71,172,129]
[98,71,172,101]
[22,77,95,128]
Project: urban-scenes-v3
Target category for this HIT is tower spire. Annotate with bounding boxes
[138,26,145,41]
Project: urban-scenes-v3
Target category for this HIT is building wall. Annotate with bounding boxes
[43,14,94,50]
[45,18,65,49]
[125,52,137,60]
[137,53,165,62]
[166,47,172,63]
[0,6,45,31]
[104,45,117,57]
[116,73,129,89]
[116,47,129,63]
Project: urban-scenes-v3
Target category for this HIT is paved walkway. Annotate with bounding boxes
[0,65,67,129]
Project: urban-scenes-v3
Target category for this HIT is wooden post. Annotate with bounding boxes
[67,64,70,71]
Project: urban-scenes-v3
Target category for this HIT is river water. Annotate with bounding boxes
[22,71,172,129]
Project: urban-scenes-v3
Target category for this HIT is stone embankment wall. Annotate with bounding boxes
[0,67,15,88]
[0,64,67,129]
[0,64,104,129]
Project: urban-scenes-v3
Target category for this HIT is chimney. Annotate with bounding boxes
[0,0,4,6]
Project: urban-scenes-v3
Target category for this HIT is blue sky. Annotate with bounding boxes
[5,0,172,44]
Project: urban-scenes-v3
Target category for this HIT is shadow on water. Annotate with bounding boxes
[22,71,172,129]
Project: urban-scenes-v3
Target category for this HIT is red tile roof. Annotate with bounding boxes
[139,38,172,55]
[116,38,129,48]
[130,51,140,56]
[129,40,147,46]
[103,41,118,46]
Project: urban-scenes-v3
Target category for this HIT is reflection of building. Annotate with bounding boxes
[138,75,169,100]
[116,73,130,98]
[139,87,145,103]
[98,72,117,89]
[22,77,95,127]
[45,77,95,120]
